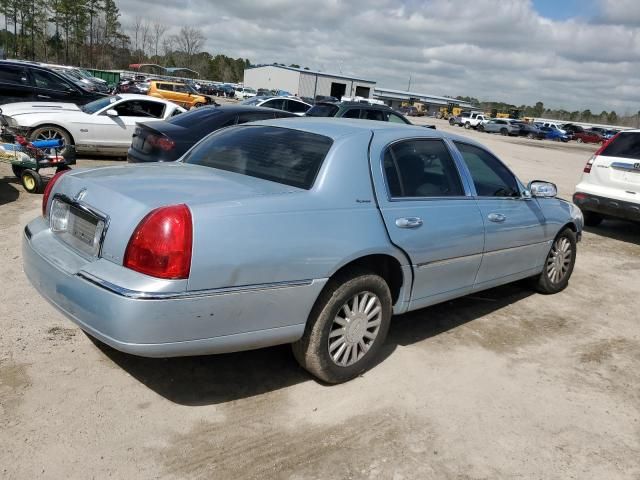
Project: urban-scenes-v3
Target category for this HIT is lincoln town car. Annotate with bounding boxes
[23,119,583,383]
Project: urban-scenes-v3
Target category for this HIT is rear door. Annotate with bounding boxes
[0,64,34,103]
[589,132,640,202]
[369,133,485,309]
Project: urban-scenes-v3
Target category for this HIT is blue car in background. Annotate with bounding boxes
[540,126,569,142]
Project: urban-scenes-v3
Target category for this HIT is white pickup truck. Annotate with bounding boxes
[450,111,488,129]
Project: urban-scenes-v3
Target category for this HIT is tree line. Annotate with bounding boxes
[455,96,637,127]
[0,1,251,83]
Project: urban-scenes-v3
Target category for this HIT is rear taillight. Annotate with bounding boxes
[123,204,192,279]
[42,170,70,216]
[583,132,619,174]
[583,155,596,174]
[147,134,176,151]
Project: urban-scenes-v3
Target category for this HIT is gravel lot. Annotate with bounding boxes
[1,118,639,479]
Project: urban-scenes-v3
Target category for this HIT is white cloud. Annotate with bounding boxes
[117,0,640,112]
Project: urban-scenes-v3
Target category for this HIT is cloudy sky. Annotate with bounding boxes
[119,0,640,113]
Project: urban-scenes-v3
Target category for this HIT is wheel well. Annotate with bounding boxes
[331,255,404,304]
[30,124,75,145]
[562,221,577,233]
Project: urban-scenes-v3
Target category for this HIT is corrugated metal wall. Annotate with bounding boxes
[243,67,300,94]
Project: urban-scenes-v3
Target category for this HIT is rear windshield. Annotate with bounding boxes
[182,126,333,189]
[601,132,640,160]
[306,104,339,117]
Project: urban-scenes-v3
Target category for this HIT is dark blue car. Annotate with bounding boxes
[540,126,569,142]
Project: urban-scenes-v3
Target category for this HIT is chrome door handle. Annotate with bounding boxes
[37,94,51,99]
[488,213,506,223]
[395,217,423,228]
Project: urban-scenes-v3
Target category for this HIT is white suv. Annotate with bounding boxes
[235,87,257,100]
[574,131,640,226]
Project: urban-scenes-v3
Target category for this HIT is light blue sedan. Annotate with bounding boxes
[23,119,583,383]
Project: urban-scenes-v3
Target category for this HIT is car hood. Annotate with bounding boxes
[1,102,82,117]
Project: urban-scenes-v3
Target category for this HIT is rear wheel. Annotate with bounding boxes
[21,170,43,194]
[576,138,583,143]
[464,122,471,129]
[292,269,392,383]
[500,128,508,136]
[583,210,604,227]
[478,124,485,132]
[527,133,534,139]
[532,228,576,294]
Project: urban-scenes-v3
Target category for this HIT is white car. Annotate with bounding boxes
[240,95,311,116]
[235,86,257,100]
[574,130,640,226]
[0,94,186,155]
[541,122,567,135]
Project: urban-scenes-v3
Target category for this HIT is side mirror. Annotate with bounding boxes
[105,109,118,117]
[528,180,557,198]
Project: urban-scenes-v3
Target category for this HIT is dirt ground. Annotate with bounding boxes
[1,118,639,479]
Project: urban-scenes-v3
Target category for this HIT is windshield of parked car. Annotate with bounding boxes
[183,125,333,189]
[305,104,340,117]
[81,95,120,113]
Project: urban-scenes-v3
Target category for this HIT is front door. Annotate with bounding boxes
[91,100,167,152]
[370,135,485,309]
[453,141,548,286]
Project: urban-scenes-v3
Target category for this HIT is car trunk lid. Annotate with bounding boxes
[592,132,640,196]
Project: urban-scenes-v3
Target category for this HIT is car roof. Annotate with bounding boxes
[117,93,172,102]
[150,80,186,86]
[250,117,482,144]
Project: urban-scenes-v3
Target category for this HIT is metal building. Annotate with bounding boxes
[373,87,476,115]
[243,65,376,99]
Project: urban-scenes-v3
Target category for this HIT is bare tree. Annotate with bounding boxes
[151,22,167,58]
[139,20,149,61]
[173,26,204,65]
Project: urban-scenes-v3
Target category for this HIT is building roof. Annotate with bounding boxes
[246,64,376,84]
[374,87,476,108]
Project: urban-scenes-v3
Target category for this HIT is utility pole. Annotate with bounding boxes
[407,74,412,92]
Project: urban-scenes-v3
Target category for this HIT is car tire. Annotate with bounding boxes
[449,118,455,126]
[464,122,471,129]
[29,125,73,147]
[532,228,577,294]
[500,128,508,136]
[21,170,43,194]
[478,125,485,132]
[583,210,604,227]
[527,133,534,139]
[292,268,392,384]
[576,138,583,143]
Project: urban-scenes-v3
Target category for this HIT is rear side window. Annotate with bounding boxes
[0,65,28,85]
[262,98,285,110]
[601,132,640,160]
[306,104,339,117]
[183,126,333,189]
[343,108,361,119]
[454,142,519,197]
[363,109,384,121]
[383,139,464,197]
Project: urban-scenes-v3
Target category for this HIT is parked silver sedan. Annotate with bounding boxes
[479,118,521,136]
[23,119,583,383]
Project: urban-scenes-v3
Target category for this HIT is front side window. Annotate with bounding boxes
[363,109,384,121]
[454,142,520,197]
[387,112,410,124]
[32,69,74,91]
[261,98,285,110]
[183,126,333,189]
[383,139,464,198]
[113,100,165,118]
[286,100,310,114]
[306,104,339,117]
